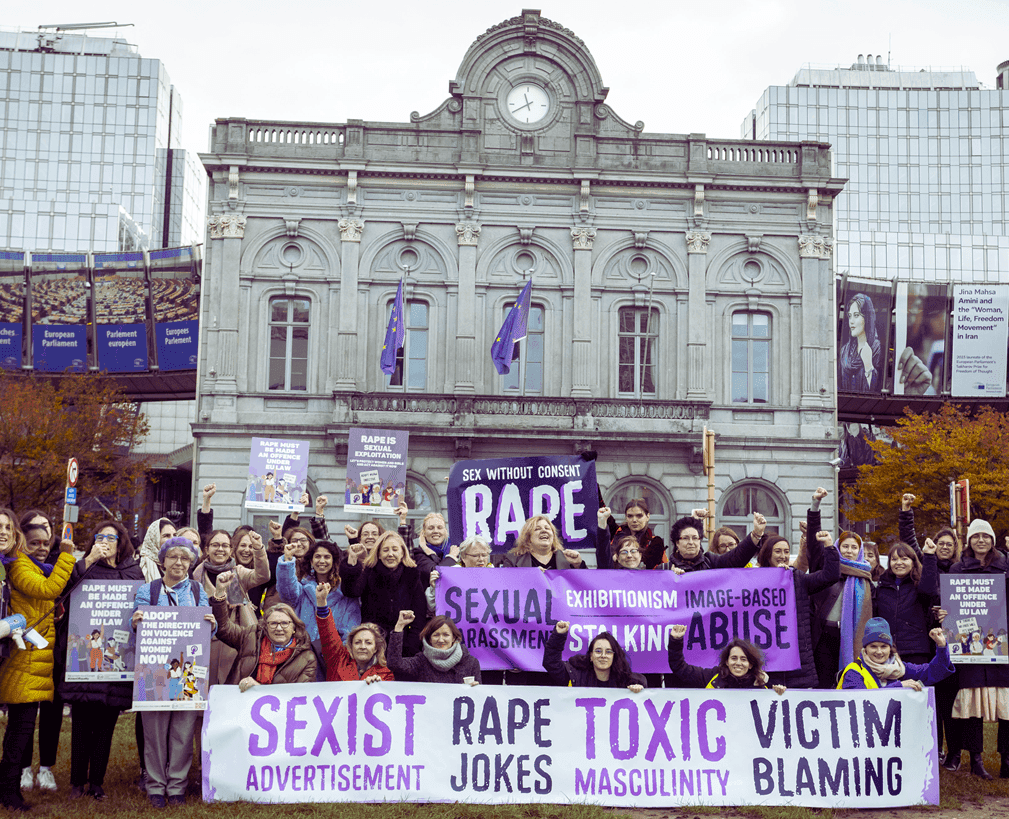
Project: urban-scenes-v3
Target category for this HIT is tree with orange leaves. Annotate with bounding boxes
[845,404,1009,548]
[0,373,150,534]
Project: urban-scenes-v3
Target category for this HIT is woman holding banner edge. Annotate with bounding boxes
[544,621,646,691]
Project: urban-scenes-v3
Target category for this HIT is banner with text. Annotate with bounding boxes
[941,574,1009,663]
[150,246,200,371]
[0,251,24,370]
[951,284,1009,397]
[29,255,89,372]
[132,606,212,710]
[344,427,408,516]
[246,438,310,513]
[94,253,148,373]
[202,681,939,808]
[65,579,144,681]
[447,456,598,552]
[435,567,799,673]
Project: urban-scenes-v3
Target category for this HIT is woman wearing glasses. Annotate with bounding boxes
[209,570,317,691]
[838,292,882,393]
[57,521,143,800]
[663,513,763,574]
[543,621,646,691]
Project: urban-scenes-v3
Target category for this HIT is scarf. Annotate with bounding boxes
[838,543,873,674]
[256,635,295,684]
[201,558,244,605]
[422,639,463,671]
[860,649,906,682]
[373,561,404,587]
[139,519,168,582]
[27,554,54,578]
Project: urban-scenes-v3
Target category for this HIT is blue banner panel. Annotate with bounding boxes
[32,325,86,372]
[155,319,198,370]
[96,324,148,372]
[0,323,21,370]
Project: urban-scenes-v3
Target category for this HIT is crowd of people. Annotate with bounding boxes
[0,482,1001,809]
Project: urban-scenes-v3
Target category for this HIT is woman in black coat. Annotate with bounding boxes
[57,520,144,800]
[872,540,939,665]
[667,623,785,691]
[543,621,646,690]
[341,531,428,657]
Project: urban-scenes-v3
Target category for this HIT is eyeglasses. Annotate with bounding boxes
[290,537,310,545]
[209,540,230,549]
[95,534,119,543]
[592,648,614,656]
[164,554,191,563]
[678,535,701,543]
[466,553,490,560]
[937,540,956,548]
[617,549,640,557]
[266,620,294,630]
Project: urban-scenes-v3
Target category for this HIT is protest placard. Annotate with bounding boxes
[941,574,1009,663]
[447,455,598,551]
[344,428,408,516]
[435,567,798,673]
[951,284,1009,397]
[132,606,213,710]
[65,579,144,681]
[246,438,310,513]
[203,681,939,808]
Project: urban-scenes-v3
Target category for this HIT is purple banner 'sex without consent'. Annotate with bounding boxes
[435,567,799,673]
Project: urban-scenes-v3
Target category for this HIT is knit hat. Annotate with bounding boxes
[966,519,995,545]
[158,536,200,565]
[862,617,894,648]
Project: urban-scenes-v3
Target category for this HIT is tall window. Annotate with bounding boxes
[719,483,785,540]
[502,304,544,394]
[731,312,770,403]
[269,296,309,390]
[387,300,428,390]
[618,307,658,396]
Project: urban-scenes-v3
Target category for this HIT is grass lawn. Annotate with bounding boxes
[8,712,1009,817]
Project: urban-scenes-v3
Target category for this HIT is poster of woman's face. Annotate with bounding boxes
[838,280,893,394]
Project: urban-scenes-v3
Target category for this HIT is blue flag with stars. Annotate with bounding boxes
[381,278,405,375]
[491,279,532,375]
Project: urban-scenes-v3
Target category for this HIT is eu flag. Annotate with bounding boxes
[381,278,405,375]
[491,279,532,375]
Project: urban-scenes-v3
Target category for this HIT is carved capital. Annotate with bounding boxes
[228,166,240,200]
[338,218,363,243]
[455,221,481,247]
[571,226,596,250]
[208,213,246,239]
[798,234,832,259]
[685,230,710,254]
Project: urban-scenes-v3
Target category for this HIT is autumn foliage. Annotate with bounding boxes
[0,373,150,534]
[845,404,1009,547]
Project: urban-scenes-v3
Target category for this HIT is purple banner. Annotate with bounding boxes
[436,567,799,673]
[447,455,598,552]
[31,325,86,372]
[96,324,148,372]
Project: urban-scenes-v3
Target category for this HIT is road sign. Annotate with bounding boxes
[66,487,77,504]
[67,458,79,487]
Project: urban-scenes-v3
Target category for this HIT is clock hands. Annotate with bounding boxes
[511,93,534,113]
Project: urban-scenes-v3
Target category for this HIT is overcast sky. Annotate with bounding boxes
[11,0,1009,154]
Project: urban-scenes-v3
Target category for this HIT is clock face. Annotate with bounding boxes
[506,84,550,124]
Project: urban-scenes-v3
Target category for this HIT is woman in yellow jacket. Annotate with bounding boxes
[0,538,76,811]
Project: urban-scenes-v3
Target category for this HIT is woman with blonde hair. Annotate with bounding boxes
[341,531,428,656]
[314,584,392,683]
[503,516,584,569]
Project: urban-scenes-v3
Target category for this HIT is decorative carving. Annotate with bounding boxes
[465,175,475,209]
[807,189,819,222]
[579,180,591,213]
[518,227,535,246]
[346,171,357,205]
[746,235,762,254]
[208,213,246,239]
[228,166,239,200]
[822,236,834,260]
[472,13,584,48]
[571,226,596,250]
[338,218,363,243]
[402,223,418,242]
[685,230,710,254]
[284,218,300,238]
[455,222,481,247]
[694,184,705,219]
[798,234,832,259]
[633,231,649,249]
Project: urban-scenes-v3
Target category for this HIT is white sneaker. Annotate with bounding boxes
[19,767,33,789]
[36,767,56,791]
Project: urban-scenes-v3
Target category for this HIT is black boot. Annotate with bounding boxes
[1001,754,1009,778]
[970,753,993,780]
[942,751,961,771]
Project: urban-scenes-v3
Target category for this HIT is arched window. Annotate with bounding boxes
[603,478,673,541]
[403,474,439,524]
[717,482,787,540]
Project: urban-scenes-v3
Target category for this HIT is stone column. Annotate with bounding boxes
[798,234,832,408]
[454,222,480,393]
[207,213,246,424]
[685,230,710,400]
[570,226,596,398]
[334,218,363,391]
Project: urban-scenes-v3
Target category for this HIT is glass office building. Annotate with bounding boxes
[742,58,1009,283]
[0,28,204,252]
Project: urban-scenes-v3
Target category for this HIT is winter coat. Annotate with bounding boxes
[840,645,954,689]
[276,556,360,642]
[501,550,584,569]
[0,552,75,704]
[57,555,144,709]
[667,635,773,689]
[341,561,428,656]
[662,531,761,573]
[873,552,940,657]
[543,629,646,689]
[949,552,1009,688]
[899,509,957,574]
[210,596,317,685]
[594,525,665,570]
[387,631,481,684]
[316,610,394,682]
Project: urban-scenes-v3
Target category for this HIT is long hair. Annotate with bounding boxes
[965,533,998,566]
[586,632,635,686]
[363,531,416,569]
[717,638,765,683]
[510,516,562,556]
[709,526,740,556]
[285,527,316,549]
[847,293,878,345]
[230,528,255,567]
[0,508,26,555]
[358,520,386,541]
[756,534,790,568]
[203,529,233,560]
[420,615,462,645]
[861,540,884,582]
[86,519,133,566]
[261,603,310,646]
[347,622,388,667]
[880,542,922,585]
[306,540,342,585]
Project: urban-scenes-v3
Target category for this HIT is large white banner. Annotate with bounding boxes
[202,681,939,807]
[951,284,1009,397]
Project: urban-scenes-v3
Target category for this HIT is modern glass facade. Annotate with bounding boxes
[743,64,1009,283]
[0,29,204,252]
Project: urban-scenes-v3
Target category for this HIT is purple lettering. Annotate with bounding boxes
[311,696,342,755]
[285,696,308,756]
[698,699,726,762]
[364,694,392,756]
[395,694,425,756]
[249,695,280,756]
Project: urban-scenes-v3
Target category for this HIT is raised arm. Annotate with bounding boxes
[899,493,923,558]
[667,624,719,689]
[543,623,573,685]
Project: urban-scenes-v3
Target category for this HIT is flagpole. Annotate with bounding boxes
[518,264,533,396]
[639,268,657,410]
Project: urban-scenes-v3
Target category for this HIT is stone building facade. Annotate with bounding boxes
[194,10,845,549]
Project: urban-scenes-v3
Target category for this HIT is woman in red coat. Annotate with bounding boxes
[314,583,393,683]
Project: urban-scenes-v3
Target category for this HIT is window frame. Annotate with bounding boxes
[717,481,788,544]
[267,295,310,392]
[500,301,545,395]
[731,310,771,404]
[616,305,659,398]
[384,298,430,392]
